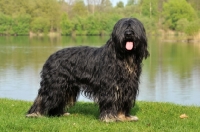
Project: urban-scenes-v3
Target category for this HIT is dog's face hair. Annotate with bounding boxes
[111,18,149,60]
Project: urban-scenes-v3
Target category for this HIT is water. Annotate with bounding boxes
[0,36,200,106]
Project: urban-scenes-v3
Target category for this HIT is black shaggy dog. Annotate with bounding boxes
[26,18,149,122]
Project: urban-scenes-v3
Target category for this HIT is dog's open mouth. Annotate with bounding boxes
[125,41,134,50]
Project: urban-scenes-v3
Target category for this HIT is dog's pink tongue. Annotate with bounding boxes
[126,42,134,50]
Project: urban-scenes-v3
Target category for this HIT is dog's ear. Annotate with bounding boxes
[141,33,150,59]
[139,24,149,59]
[140,41,149,59]
[144,48,150,59]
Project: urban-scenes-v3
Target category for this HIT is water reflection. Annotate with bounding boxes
[0,36,199,106]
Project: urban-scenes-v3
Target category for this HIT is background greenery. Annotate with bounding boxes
[0,0,199,36]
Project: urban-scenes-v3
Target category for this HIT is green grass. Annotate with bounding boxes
[0,98,199,132]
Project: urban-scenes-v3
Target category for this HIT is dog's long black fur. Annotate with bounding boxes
[27,18,149,122]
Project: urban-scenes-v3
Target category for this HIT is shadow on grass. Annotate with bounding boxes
[68,102,99,119]
[131,103,140,116]
[67,102,140,119]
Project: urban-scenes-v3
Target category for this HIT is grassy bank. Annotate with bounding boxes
[0,98,199,132]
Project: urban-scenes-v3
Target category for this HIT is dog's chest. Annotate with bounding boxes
[123,57,137,74]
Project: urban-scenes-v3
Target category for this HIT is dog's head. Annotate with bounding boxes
[111,18,149,59]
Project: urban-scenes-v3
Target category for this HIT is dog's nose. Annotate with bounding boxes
[125,31,133,36]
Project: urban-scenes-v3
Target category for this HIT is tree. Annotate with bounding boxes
[60,13,73,35]
[163,0,197,30]
[13,14,31,35]
[185,20,200,36]
[31,17,50,33]
[98,0,112,11]
[187,0,200,17]
[127,0,134,6]
[116,1,124,8]
[0,13,13,35]
[86,0,101,14]
[140,0,158,18]
[187,0,200,11]
[175,18,189,32]
[127,0,139,6]
[72,0,88,16]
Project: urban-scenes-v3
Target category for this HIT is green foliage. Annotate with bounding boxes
[187,0,200,12]
[184,20,200,36]
[71,0,88,17]
[0,13,31,35]
[60,12,123,36]
[0,13,13,35]
[127,0,135,6]
[175,18,189,32]
[0,0,200,36]
[141,0,159,18]
[84,16,101,35]
[100,0,112,10]
[31,17,50,33]
[72,16,87,35]
[116,1,124,8]
[175,18,200,36]
[30,0,61,32]
[61,14,73,35]
[163,0,197,30]
[12,14,31,35]
[137,16,157,34]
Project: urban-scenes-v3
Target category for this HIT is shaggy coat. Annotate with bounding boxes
[27,18,149,122]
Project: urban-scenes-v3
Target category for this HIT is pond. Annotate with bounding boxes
[0,36,200,106]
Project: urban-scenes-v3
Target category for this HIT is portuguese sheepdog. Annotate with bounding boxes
[26,18,149,122]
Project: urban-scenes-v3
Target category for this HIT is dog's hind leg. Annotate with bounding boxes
[26,96,43,118]
[63,86,80,116]
[26,87,68,117]
[26,75,70,117]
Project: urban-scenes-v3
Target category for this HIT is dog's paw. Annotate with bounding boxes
[117,114,139,122]
[63,112,70,116]
[26,112,41,118]
[100,115,118,122]
[126,115,139,121]
[101,117,117,123]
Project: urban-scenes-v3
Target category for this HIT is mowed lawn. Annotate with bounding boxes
[0,98,199,132]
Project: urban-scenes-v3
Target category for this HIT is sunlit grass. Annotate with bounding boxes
[0,98,199,132]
